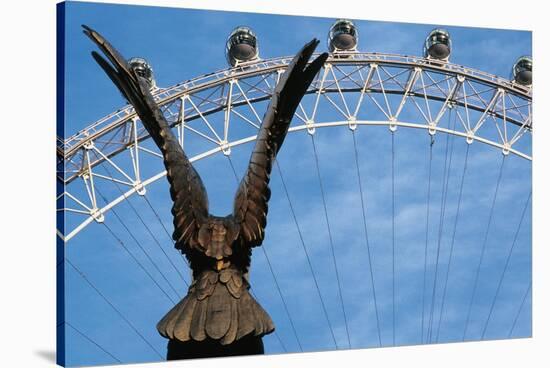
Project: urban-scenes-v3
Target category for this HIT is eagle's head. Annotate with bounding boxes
[197,216,240,261]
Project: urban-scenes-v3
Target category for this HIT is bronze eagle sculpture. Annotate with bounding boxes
[83,25,328,359]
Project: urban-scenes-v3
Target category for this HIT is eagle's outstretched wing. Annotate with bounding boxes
[233,39,328,246]
[83,25,209,252]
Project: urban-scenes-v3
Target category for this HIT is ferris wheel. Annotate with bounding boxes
[57,19,532,364]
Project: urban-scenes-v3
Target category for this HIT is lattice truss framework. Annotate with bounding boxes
[57,53,532,241]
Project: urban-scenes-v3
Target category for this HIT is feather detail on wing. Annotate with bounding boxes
[83,25,209,252]
[233,39,328,246]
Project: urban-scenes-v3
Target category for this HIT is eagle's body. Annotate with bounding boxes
[157,214,275,354]
[83,24,328,359]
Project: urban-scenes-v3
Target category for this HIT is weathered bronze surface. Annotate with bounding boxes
[83,24,328,359]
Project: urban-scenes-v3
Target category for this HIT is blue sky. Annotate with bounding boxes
[61,1,532,366]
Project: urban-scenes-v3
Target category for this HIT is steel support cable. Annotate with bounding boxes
[100,164,189,288]
[274,161,339,349]
[421,138,434,344]
[273,331,288,353]
[95,187,179,303]
[434,143,471,342]
[142,194,172,243]
[226,155,240,184]
[508,282,531,338]
[248,287,288,353]
[462,154,507,341]
[66,257,163,359]
[141,193,191,268]
[427,110,457,342]
[65,321,122,363]
[481,191,531,339]
[310,134,352,349]
[351,130,382,347]
[391,130,396,346]
[259,247,304,352]
[226,155,303,352]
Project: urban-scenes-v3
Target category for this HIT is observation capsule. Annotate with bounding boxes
[225,26,259,66]
[328,19,358,53]
[128,57,155,88]
[424,28,451,60]
[512,56,532,86]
